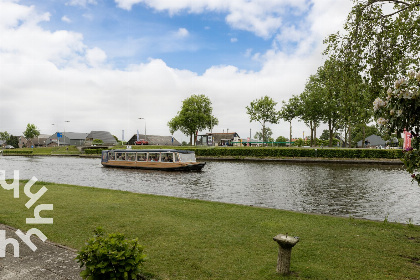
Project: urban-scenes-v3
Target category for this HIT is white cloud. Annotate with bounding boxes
[0,0,353,142]
[114,0,309,38]
[230,37,238,43]
[67,0,97,7]
[86,47,107,67]
[174,27,189,38]
[61,15,71,23]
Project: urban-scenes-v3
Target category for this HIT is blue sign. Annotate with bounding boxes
[57,133,63,138]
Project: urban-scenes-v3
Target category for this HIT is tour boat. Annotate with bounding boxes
[101,149,205,171]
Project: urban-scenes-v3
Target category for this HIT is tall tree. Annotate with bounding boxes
[0,131,10,143]
[23,123,40,147]
[324,0,420,99]
[168,94,218,145]
[246,96,280,143]
[280,95,300,146]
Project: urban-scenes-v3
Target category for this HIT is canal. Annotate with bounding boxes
[1,156,419,225]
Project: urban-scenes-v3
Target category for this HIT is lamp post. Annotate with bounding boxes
[64,120,70,146]
[52,124,59,146]
[138,118,146,141]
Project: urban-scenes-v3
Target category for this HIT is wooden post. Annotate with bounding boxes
[273,234,299,275]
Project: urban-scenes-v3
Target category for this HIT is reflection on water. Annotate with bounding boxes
[1,156,419,224]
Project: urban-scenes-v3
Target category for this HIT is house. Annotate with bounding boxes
[356,134,396,148]
[197,132,240,146]
[127,134,181,146]
[85,131,117,146]
[46,132,89,146]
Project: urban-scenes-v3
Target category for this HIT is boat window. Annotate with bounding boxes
[127,153,136,161]
[116,152,126,161]
[109,152,115,160]
[178,152,196,162]
[137,152,147,162]
[174,153,179,162]
[148,153,160,162]
[161,153,173,162]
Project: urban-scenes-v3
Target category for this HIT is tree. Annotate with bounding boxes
[324,0,420,101]
[254,127,273,142]
[246,96,280,143]
[275,136,288,147]
[23,123,40,147]
[8,135,19,148]
[168,94,218,145]
[0,131,10,143]
[280,96,300,147]
[374,70,420,184]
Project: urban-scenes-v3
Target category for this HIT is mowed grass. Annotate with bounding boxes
[0,181,419,279]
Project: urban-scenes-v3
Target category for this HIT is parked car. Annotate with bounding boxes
[4,145,15,149]
[135,139,148,145]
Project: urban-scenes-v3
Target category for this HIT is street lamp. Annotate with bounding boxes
[64,120,70,146]
[138,118,146,141]
[52,124,59,146]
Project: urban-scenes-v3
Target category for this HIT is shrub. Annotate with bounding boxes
[76,227,147,280]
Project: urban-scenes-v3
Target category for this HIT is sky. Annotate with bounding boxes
[0,0,354,143]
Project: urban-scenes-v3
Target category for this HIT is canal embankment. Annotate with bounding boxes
[1,182,419,280]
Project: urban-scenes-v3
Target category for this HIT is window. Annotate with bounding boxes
[127,153,136,161]
[109,152,115,160]
[116,152,125,161]
[178,153,196,162]
[148,153,160,162]
[161,153,173,162]
[137,152,147,162]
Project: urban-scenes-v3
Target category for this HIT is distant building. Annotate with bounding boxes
[46,132,89,146]
[356,134,395,148]
[85,131,117,146]
[127,134,181,146]
[197,132,240,146]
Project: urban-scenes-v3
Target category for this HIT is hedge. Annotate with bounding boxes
[2,150,33,155]
[84,149,106,154]
[185,147,404,159]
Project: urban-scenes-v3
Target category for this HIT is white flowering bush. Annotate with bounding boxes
[374,70,420,184]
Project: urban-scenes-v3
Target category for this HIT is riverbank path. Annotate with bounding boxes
[0,224,82,279]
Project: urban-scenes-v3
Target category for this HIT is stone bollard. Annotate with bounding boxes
[273,234,299,275]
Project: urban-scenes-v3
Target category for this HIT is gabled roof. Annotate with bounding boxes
[86,131,117,144]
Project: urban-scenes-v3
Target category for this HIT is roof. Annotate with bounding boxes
[128,134,181,146]
[356,134,387,146]
[86,131,117,144]
[50,132,89,140]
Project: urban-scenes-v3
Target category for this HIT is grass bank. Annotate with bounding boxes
[1,182,419,279]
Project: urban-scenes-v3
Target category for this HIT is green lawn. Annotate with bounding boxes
[1,182,419,279]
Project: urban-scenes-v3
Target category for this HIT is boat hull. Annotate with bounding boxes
[102,161,206,171]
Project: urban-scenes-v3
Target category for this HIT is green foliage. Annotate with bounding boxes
[76,227,146,280]
[0,131,10,142]
[374,71,420,184]
[84,149,105,154]
[2,150,33,155]
[8,135,19,148]
[275,136,288,146]
[23,123,40,140]
[246,96,280,142]
[190,147,402,159]
[92,139,104,145]
[168,94,218,144]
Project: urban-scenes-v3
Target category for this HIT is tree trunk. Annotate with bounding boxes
[328,119,333,147]
[289,121,292,147]
[313,123,317,147]
[362,124,366,148]
[348,125,352,148]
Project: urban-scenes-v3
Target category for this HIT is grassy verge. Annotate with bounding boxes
[0,182,419,279]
